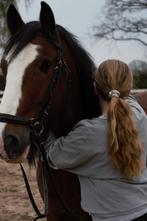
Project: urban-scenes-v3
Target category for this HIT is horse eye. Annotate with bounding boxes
[40,60,51,74]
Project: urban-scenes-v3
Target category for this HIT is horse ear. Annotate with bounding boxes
[7,4,25,35]
[40,1,55,35]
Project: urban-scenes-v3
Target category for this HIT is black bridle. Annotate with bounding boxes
[0,34,71,221]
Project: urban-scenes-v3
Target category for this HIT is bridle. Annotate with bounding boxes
[0,33,74,221]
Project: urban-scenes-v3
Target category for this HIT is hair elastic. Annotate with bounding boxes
[108,90,120,99]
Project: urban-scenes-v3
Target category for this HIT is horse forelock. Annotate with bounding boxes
[3,22,40,61]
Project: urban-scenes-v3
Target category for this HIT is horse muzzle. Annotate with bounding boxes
[0,113,44,163]
[0,113,31,162]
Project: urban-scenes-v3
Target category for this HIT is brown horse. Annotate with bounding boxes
[0,2,100,221]
[0,2,146,221]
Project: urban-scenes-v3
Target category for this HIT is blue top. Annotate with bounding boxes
[45,96,147,221]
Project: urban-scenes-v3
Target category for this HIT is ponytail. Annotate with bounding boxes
[95,59,142,179]
[108,97,142,179]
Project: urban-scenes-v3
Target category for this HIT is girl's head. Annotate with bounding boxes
[94,59,133,100]
[94,59,142,180]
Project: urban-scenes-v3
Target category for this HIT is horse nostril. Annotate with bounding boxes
[4,134,23,159]
[5,135,18,147]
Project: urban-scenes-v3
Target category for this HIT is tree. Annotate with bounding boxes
[0,0,32,48]
[129,60,147,89]
[93,0,147,47]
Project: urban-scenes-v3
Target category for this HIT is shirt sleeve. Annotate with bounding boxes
[45,120,96,171]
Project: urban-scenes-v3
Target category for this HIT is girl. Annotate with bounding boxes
[45,59,147,221]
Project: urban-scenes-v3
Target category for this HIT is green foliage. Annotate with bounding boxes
[0,0,17,48]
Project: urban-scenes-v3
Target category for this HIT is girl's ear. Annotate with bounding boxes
[40,1,55,35]
[7,4,25,35]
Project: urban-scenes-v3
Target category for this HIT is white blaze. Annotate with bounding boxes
[0,43,38,137]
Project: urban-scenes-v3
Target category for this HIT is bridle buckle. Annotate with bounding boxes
[30,119,44,136]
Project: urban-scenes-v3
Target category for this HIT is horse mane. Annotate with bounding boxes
[56,25,100,117]
[3,22,100,118]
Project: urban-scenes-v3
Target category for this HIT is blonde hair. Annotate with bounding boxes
[95,59,142,179]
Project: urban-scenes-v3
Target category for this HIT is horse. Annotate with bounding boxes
[0,2,146,221]
[134,91,147,114]
[0,2,100,221]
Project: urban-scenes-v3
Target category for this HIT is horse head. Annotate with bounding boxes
[0,2,100,164]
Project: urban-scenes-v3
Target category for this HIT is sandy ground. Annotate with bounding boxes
[0,159,45,221]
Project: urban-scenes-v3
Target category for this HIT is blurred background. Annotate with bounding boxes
[0,0,147,88]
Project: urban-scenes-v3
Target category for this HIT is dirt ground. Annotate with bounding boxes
[0,159,46,221]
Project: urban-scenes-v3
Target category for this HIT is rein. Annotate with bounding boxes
[0,34,75,221]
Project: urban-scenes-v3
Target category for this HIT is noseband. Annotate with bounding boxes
[0,34,72,221]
